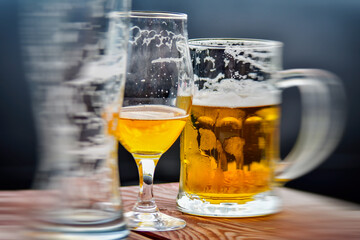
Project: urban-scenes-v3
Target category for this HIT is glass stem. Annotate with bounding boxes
[133,154,160,213]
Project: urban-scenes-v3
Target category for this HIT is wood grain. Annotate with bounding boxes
[0,184,359,239]
[122,183,360,240]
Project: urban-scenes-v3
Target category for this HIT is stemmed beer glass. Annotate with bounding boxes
[112,12,193,231]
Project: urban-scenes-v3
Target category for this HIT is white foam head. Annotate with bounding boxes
[121,105,187,120]
[193,78,280,107]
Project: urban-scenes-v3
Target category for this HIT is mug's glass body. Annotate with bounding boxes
[177,39,345,217]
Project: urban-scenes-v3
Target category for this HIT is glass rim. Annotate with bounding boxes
[188,38,283,49]
[118,11,188,19]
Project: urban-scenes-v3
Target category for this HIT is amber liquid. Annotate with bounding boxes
[113,105,188,156]
[180,104,280,204]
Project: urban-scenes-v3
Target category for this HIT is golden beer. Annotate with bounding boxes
[180,103,280,204]
[113,105,188,156]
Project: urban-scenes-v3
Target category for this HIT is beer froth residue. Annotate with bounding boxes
[194,78,280,107]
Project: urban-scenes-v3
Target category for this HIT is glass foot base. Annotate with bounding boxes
[28,230,129,240]
[125,211,186,231]
[177,191,282,217]
[29,210,129,240]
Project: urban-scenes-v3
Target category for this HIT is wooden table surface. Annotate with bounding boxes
[124,183,360,240]
[1,183,360,239]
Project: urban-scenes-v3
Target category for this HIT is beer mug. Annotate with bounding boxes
[176,38,345,217]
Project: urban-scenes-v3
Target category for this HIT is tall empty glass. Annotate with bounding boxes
[113,11,193,231]
[177,38,345,217]
[20,0,131,239]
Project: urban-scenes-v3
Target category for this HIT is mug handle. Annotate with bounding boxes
[273,69,346,183]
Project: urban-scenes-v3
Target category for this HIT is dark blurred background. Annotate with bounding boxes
[1,0,360,203]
